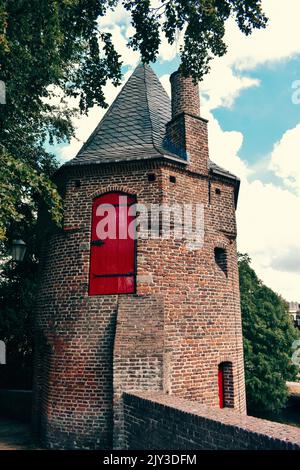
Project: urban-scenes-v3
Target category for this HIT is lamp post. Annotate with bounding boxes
[11,239,27,262]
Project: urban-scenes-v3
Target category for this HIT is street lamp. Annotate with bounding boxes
[11,239,27,262]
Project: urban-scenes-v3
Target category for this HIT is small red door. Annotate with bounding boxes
[218,364,224,408]
[89,192,136,295]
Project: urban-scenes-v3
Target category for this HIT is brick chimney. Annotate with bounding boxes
[170,71,200,118]
[166,70,208,175]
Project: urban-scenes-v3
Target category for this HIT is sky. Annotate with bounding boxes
[53,0,300,302]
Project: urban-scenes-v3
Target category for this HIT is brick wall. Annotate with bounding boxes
[33,71,246,450]
[124,392,300,450]
[113,295,165,448]
[33,156,246,448]
[33,162,165,449]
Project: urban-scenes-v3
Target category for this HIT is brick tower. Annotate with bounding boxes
[33,63,246,449]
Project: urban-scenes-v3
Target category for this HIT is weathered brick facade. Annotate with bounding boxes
[32,64,246,449]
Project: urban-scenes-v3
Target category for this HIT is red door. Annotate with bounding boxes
[89,192,136,295]
[218,364,224,408]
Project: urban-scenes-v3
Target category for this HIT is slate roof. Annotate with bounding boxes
[66,63,181,166]
[63,63,239,185]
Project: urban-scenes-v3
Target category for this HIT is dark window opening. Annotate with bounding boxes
[218,362,234,408]
[214,247,227,276]
[169,175,176,183]
[75,180,81,188]
[148,173,156,182]
[215,188,221,195]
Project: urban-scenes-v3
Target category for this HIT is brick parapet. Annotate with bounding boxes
[124,392,300,450]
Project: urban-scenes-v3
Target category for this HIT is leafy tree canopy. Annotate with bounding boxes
[0,210,39,389]
[0,0,267,246]
[239,254,300,413]
[0,256,37,389]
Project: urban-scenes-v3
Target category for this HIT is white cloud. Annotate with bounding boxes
[200,62,260,111]
[192,77,300,301]
[198,0,300,300]
[225,0,300,71]
[269,123,300,194]
[58,104,104,162]
[61,0,300,164]
[208,116,300,301]
[198,0,300,112]
[100,23,140,68]
[207,113,249,179]
[236,146,300,301]
[158,33,178,62]
[98,1,182,65]
[159,74,171,97]
[98,3,130,28]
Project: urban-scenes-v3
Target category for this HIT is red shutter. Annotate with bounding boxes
[89,192,136,295]
[218,364,224,408]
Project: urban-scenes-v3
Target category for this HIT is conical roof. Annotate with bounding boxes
[63,63,239,198]
[65,63,181,166]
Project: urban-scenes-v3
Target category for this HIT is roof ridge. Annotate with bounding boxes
[143,64,165,158]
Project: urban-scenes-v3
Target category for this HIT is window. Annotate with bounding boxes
[169,175,176,183]
[148,173,156,182]
[218,362,234,408]
[89,192,136,295]
[214,247,227,276]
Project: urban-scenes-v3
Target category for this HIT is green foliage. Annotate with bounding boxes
[124,0,267,80]
[239,254,300,413]
[0,148,63,245]
[0,0,267,243]
[0,243,38,390]
[0,0,122,244]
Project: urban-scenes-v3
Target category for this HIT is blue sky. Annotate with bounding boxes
[214,57,300,164]
[54,0,300,301]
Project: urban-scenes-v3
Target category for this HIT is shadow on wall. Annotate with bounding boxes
[0,389,32,422]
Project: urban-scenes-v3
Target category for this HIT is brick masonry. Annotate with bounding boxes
[124,392,300,450]
[32,69,247,449]
[170,72,200,118]
[113,295,165,448]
